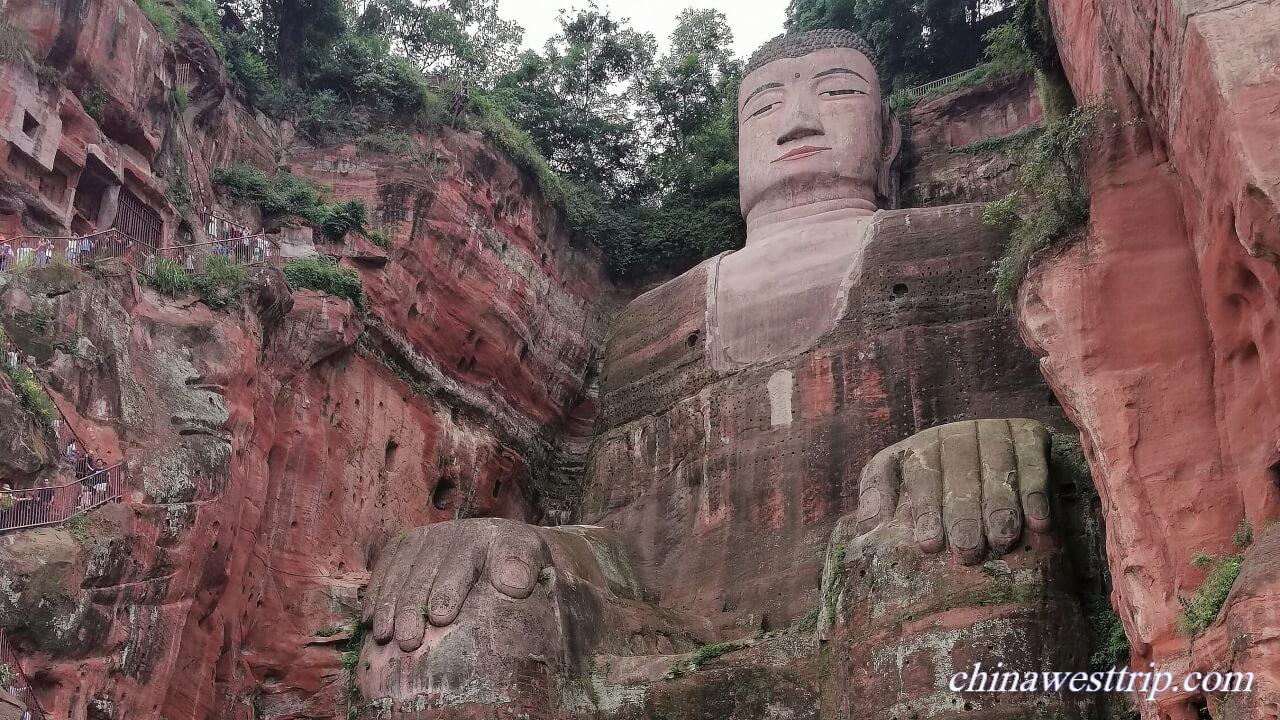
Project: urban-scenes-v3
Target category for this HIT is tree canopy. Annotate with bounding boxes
[784,0,1015,88]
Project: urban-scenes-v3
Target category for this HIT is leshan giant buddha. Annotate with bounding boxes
[358,30,1096,720]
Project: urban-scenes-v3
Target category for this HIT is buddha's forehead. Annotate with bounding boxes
[739,47,878,101]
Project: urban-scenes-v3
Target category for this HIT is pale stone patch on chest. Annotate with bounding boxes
[767,369,794,428]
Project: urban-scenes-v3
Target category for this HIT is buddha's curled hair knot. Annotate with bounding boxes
[743,29,881,80]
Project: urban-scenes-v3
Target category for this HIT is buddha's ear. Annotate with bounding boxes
[877,103,904,209]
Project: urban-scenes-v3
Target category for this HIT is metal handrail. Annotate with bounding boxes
[904,66,982,99]
[0,464,125,534]
[161,232,273,251]
[0,629,46,720]
[0,228,155,271]
[156,233,283,270]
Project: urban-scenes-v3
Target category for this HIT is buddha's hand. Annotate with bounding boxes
[362,518,551,652]
[854,419,1051,564]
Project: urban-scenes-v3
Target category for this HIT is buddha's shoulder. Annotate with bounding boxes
[865,204,1002,260]
[600,256,715,402]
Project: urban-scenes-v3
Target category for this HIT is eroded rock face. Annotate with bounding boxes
[1016,0,1280,717]
[902,73,1045,208]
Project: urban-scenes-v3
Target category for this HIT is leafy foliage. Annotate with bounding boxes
[320,200,369,243]
[193,254,251,309]
[6,363,57,430]
[356,0,522,85]
[1177,553,1243,636]
[148,257,194,295]
[283,257,365,309]
[785,0,1020,89]
[987,102,1102,308]
[1232,518,1254,549]
[80,85,107,123]
[1088,608,1130,670]
[0,19,33,67]
[1177,522,1253,636]
[136,0,178,40]
[0,664,12,689]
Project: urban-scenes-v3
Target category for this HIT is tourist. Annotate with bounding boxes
[76,451,93,479]
[65,440,79,465]
[66,231,80,264]
[35,479,54,524]
[183,251,196,272]
[79,233,94,262]
[0,235,11,271]
[35,238,51,266]
[92,458,110,503]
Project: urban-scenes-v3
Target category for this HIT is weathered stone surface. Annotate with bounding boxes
[585,205,1064,631]
[1015,0,1280,716]
[902,73,1045,208]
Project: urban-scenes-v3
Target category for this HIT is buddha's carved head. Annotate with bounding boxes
[738,30,902,222]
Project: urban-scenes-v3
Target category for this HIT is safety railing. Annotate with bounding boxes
[155,233,281,273]
[0,228,155,271]
[0,629,46,720]
[0,464,125,534]
[904,66,981,99]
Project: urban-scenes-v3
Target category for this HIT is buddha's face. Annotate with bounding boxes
[738,47,884,221]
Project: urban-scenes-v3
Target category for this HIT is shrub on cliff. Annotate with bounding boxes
[1177,521,1253,636]
[283,257,365,310]
[193,255,250,310]
[212,166,368,242]
[135,0,177,40]
[5,363,57,430]
[986,102,1103,309]
[147,257,194,296]
[0,19,33,68]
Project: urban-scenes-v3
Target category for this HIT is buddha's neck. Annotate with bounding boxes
[744,199,879,251]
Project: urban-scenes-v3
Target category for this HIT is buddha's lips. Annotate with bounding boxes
[773,145,831,162]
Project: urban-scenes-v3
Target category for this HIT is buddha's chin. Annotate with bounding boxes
[743,174,878,220]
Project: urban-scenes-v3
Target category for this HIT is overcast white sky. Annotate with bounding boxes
[496,0,790,58]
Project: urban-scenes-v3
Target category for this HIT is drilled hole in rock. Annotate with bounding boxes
[384,440,399,466]
[1270,463,1280,491]
[22,111,39,137]
[686,331,699,348]
[492,480,502,498]
[432,478,457,510]
[892,283,909,298]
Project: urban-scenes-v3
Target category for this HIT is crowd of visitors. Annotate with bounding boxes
[0,442,116,531]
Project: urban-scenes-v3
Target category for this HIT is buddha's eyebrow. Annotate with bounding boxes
[813,67,868,82]
[740,82,784,111]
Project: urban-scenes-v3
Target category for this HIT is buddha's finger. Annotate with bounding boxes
[940,421,985,565]
[1012,419,1052,533]
[978,419,1021,553]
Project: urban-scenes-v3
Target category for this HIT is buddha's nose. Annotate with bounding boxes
[776,101,824,145]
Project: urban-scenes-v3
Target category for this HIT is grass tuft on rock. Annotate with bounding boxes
[135,0,177,40]
[6,362,57,430]
[283,257,365,310]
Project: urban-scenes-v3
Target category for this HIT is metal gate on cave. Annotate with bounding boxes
[114,190,162,248]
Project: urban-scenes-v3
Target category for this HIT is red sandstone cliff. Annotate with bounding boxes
[0,1,613,718]
[1016,1,1280,718]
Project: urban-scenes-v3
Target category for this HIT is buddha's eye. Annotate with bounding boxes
[820,89,865,97]
[746,102,780,120]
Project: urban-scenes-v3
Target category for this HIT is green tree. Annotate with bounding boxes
[784,0,1012,88]
[357,0,522,86]
[492,3,655,199]
[259,0,347,85]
